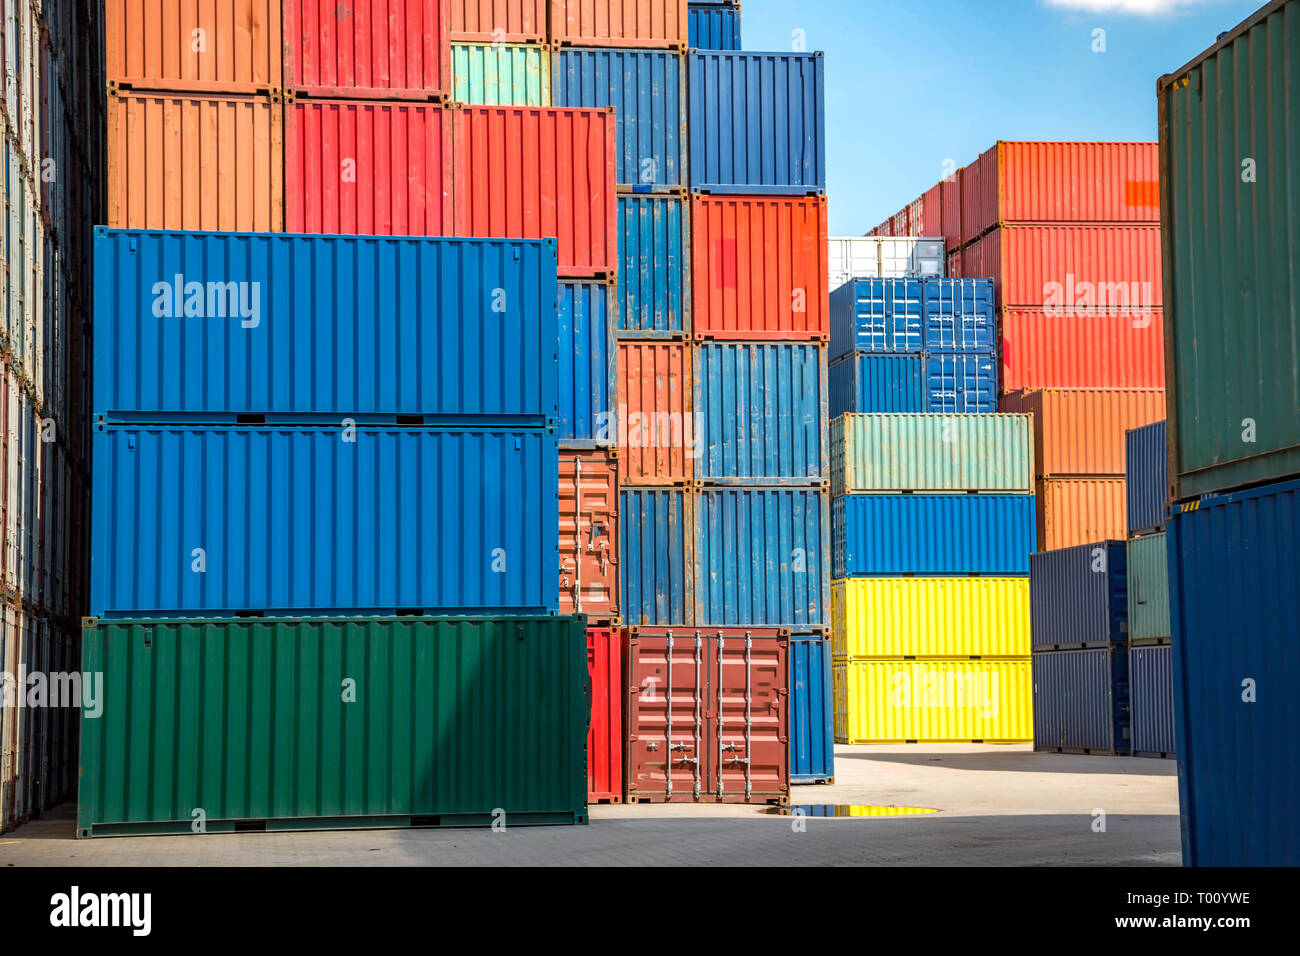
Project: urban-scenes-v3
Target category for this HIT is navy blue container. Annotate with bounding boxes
[1029,541,1128,650]
[1168,478,1300,865]
[617,194,690,337]
[829,353,924,416]
[790,636,835,783]
[688,3,741,50]
[923,278,995,352]
[621,487,692,626]
[557,280,615,444]
[1032,647,1131,755]
[1126,420,1168,534]
[829,278,923,359]
[1130,643,1175,758]
[924,351,997,414]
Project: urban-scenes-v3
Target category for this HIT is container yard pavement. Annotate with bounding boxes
[0,745,1179,867]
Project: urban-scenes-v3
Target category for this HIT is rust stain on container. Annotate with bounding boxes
[451,0,547,42]
[617,341,693,484]
[1037,478,1128,551]
[559,448,620,621]
[1001,388,1166,477]
[551,0,688,49]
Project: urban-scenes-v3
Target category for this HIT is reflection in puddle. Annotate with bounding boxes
[765,804,939,817]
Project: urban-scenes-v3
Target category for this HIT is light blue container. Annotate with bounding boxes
[557,280,615,444]
[790,636,835,783]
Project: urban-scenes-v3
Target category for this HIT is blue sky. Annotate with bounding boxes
[734,0,1266,234]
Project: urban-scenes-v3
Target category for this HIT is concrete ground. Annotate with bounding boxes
[0,745,1181,866]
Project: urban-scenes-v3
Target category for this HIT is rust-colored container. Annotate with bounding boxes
[452,105,617,277]
[284,0,452,100]
[587,626,623,803]
[922,184,942,240]
[550,0,688,49]
[559,448,620,621]
[106,0,283,94]
[284,98,453,235]
[1037,478,1128,551]
[1001,309,1165,392]
[940,176,961,251]
[617,341,693,484]
[451,0,548,42]
[692,194,829,341]
[107,90,284,231]
[624,626,789,804]
[1002,388,1166,477]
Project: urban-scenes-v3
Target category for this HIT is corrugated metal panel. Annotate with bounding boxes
[1127,532,1170,644]
[620,487,692,625]
[834,659,1033,744]
[284,0,452,100]
[552,49,685,188]
[551,0,689,48]
[617,341,694,482]
[790,636,834,782]
[695,342,827,483]
[831,577,1031,658]
[1029,541,1128,650]
[1127,420,1168,533]
[832,495,1035,577]
[688,3,740,50]
[830,413,1033,496]
[693,194,829,339]
[91,426,560,616]
[1001,388,1166,477]
[450,0,547,43]
[829,353,925,417]
[829,278,922,358]
[94,229,558,423]
[1032,648,1130,754]
[695,487,829,627]
[689,52,825,194]
[1129,643,1175,757]
[558,280,615,441]
[559,450,619,619]
[284,99,453,235]
[106,0,283,94]
[618,193,690,336]
[1036,478,1127,551]
[986,224,1163,311]
[78,617,588,836]
[587,626,623,801]
[106,90,284,232]
[923,279,994,352]
[827,237,945,287]
[940,177,961,251]
[924,351,997,414]
[1160,1,1300,498]
[1001,308,1166,392]
[452,42,550,105]
[959,147,995,247]
[452,106,618,277]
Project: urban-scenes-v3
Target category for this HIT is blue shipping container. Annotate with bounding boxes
[689,51,825,195]
[829,278,923,359]
[923,278,996,352]
[695,487,829,627]
[93,229,558,423]
[1029,541,1127,650]
[1130,643,1175,758]
[832,494,1036,577]
[617,194,690,336]
[1032,647,1131,754]
[924,351,997,414]
[688,3,741,51]
[1126,420,1168,534]
[553,49,686,189]
[790,636,835,783]
[1168,477,1300,865]
[557,280,615,444]
[695,342,827,483]
[90,426,559,616]
[829,353,925,417]
[621,487,693,626]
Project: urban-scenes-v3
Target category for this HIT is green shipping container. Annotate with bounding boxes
[1128,532,1171,644]
[78,617,589,838]
[452,42,550,106]
[1158,0,1300,498]
[830,413,1033,496]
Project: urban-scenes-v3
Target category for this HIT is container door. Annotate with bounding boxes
[710,633,789,803]
[626,632,707,802]
[558,450,620,620]
[586,627,623,802]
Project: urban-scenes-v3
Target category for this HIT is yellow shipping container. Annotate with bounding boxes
[833,659,1033,744]
[831,577,1031,659]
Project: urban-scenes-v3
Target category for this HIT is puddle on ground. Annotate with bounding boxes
[765,804,939,817]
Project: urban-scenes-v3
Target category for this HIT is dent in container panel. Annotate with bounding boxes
[617,341,694,483]
[1036,478,1127,551]
[551,0,689,50]
[450,0,548,43]
[620,486,693,626]
[618,193,690,336]
[1000,309,1165,392]
[559,449,619,620]
[557,280,616,442]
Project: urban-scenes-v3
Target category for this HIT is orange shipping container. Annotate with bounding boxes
[550,0,688,49]
[107,90,284,231]
[1037,478,1127,551]
[1001,388,1166,477]
[617,341,693,483]
[692,194,829,341]
[559,449,620,621]
[451,0,547,42]
[1001,309,1165,392]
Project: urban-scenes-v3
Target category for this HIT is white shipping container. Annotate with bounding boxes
[828,235,946,289]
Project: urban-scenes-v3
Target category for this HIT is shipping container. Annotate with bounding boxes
[284,0,452,100]
[94,229,558,423]
[453,106,618,277]
[940,177,961,251]
[1129,643,1175,758]
[831,577,1031,659]
[829,353,925,417]
[833,494,1035,577]
[106,90,284,231]
[625,626,789,803]
[79,617,588,836]
[692,194,829,339]
[587,626,623,801]
[834,659,1033,744]
[620,486,692,625]
[1000,308,1166,392]
[826,237,945,288]
[831,413,1033,496]
[1036,479,1127,551]
[618,193,690,336]
[1127,531,1169,645]
[1029,541,1127,650]
[689,52,825,194]
[695,487,828,627]
[925,351,997,414]
[688,3,740,50]
[617,341,694,482]
[552,48,685,188]
[1159,1,1300,498]
[923,278,994,352]
[559,449,619,620]
[450,0,547,43]
[829,278,922,358]
[1126,420,1168,534]
[1001,388,1166,477]
[551,0,689,49]
[1032,647,1130,755]
[790,635,835,783]
[695,342,827,483]
[558,280,615,442]
[452,41,551,105]
[91,426,559,616]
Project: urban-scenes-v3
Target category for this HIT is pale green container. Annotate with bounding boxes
[1128,531,1171,644]
[830,414,1034,496]
[452,42,550,106]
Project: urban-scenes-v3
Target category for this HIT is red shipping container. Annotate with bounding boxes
[617,341,694,483]
[550,0,688,50]
[624,627,789,804]
[453,106,617,278]
[1001,308,1165,391]
[959,147,997,247]
[450,0,547,42]
[587,626,623,803]
[947,249,962,278]
[284,0,452,101]
[559,449,620,621]
[921,184,942,240]
[940,175,961,251]
[890,209,908,237]
[284,98,453,235]
[692,195,829,341]
[907,197,924,236]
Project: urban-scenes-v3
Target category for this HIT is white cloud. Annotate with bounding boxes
[1044,0,1217,15]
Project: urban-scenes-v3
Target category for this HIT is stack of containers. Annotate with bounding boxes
[827,235,945,289]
